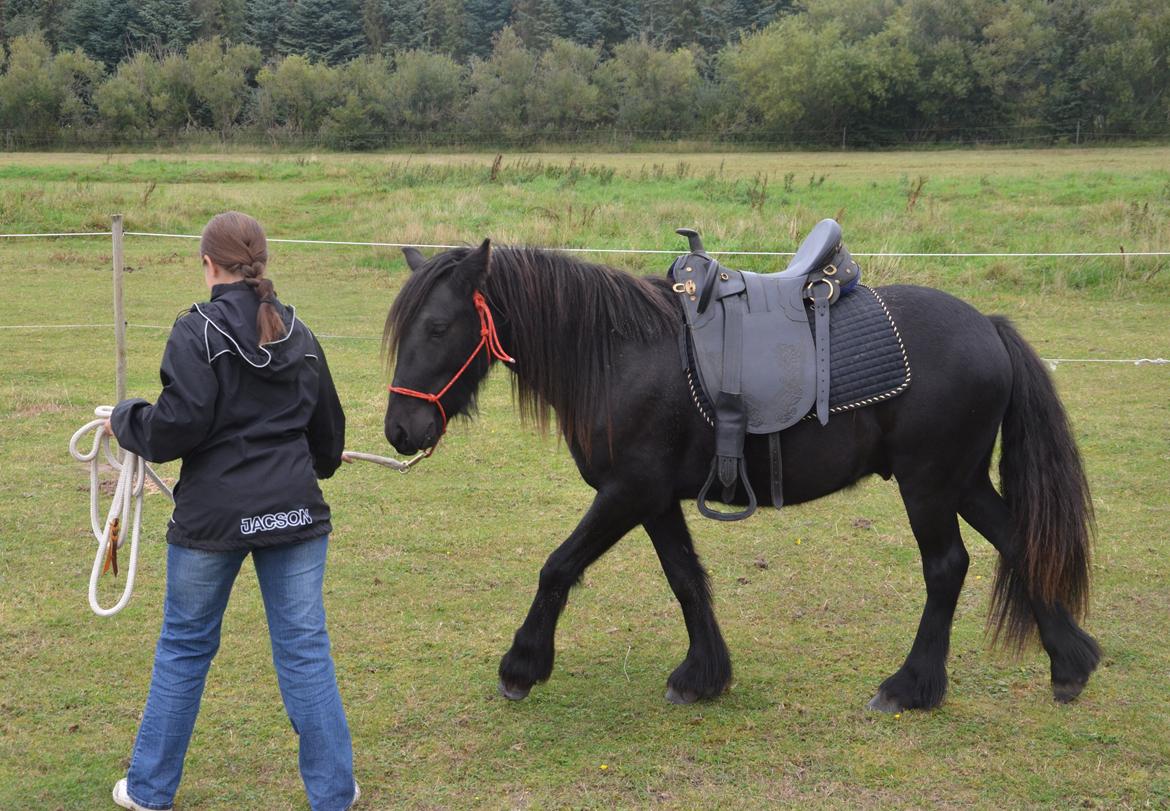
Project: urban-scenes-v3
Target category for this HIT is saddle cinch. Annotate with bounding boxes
[668,219,861,521]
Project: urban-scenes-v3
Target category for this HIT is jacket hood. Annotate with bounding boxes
[193,282,312,380]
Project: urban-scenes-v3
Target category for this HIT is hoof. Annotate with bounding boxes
[1053,679,1087,704]
[665,686,701,705]
[866,692,904,713]
[498,680,532,701]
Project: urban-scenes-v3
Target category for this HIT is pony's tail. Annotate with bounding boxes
[989,316,1094,649]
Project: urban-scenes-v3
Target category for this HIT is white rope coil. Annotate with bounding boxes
[68,407,418,615]
[69,406,173,617]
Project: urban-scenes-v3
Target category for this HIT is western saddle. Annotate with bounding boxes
[668,219,861,521]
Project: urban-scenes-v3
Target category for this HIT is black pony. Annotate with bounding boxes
[382,240,1100,711]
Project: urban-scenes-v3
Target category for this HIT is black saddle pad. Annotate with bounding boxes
[808,284,911,417]
[685,285,910,425]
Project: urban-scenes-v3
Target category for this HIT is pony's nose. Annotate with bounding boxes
[385,420,413,455]
[419,425,438,449]
[387,396,441,455]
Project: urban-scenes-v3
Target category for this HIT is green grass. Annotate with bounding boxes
[1,148,1168,809]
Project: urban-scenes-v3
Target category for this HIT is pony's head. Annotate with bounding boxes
[382,240,499,454]
[383,239,680,459]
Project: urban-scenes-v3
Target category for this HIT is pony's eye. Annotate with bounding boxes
[427,321,450,337]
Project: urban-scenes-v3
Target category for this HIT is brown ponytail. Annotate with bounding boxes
[199,211,286,345]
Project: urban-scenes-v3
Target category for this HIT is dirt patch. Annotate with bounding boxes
[16,401,66,418]
[144,476,175,494]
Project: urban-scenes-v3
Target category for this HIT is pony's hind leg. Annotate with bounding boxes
[959,476,1101,702]
[869,478,970,712]
[643,502,733,704]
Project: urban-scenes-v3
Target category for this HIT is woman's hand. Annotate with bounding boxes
[103,419,114,437]
[340,452,354,464]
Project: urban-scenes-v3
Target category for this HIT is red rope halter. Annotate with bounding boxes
[388,291,514,446]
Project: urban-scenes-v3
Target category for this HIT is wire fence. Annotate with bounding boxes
[5,125,1170,152]
[2,227,1167,366]
[2,320,1166,365]
[3,229,1169,259]
[0,231,115,238]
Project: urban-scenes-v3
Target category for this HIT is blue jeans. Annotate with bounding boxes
[124,537,355,811]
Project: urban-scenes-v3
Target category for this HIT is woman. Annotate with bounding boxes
[107,212,359,811]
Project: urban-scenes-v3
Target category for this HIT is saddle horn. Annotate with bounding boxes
[676,228,720,314]
[676,227,707,257]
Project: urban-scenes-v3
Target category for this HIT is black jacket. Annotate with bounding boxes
[111,282,345,552]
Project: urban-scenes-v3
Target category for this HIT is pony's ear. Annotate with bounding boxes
[402,246,426,272]
[453,239,491,291]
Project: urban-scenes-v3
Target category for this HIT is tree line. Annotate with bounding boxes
[1,0,792,68]
[1,0,1167,149]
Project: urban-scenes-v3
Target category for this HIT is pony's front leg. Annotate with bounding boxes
[498,486,647,700]
[644,501,733,704]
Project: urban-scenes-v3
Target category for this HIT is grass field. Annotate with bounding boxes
[1,147,1169,809]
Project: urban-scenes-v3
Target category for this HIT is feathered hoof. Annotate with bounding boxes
[665,685,701,705]
[866,691,904,713]
[1052,679,1088,704]
[498,679,532,701]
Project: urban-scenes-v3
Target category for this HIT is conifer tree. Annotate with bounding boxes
[40,0,68,48]
[131,0,200,52]
[245,0,286,60]
[724,0,755,32]
[637,0,676,45]
[279,0,365,64]
[511,0,556,51]
[592,0,636,52]
[62,0,139,68]
[363,0,429,54]
[424,0,465,56]
[361,0,384,52]
[195,0,247,41]
[697,0,732,51]
[464,0,510,58]
[747,0,792,30]
[555,0,601,47]
[2,0,69,49]
[1040,0,1092,132]
[659,0,704,48]
[384,0,427,53]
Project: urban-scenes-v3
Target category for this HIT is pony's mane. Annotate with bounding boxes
[384,245,679,455]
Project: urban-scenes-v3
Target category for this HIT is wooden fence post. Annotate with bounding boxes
[112,214,126,402]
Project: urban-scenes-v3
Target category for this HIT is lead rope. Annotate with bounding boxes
[340,450,428,472]
[69,406,173,617]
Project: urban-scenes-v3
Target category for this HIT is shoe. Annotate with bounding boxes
[112,778,172,811]
[348,780,361,809]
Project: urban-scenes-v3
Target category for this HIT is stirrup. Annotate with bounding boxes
[696,457,757,521]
